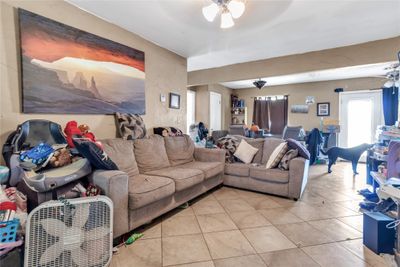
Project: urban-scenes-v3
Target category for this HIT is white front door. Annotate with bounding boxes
[209,92,222,132]
[339,91,383,159]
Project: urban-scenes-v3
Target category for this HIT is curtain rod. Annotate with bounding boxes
[250,95,289,99]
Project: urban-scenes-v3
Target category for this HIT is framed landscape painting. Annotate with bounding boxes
[19,9,145,114]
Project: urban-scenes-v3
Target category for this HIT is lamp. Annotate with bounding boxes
[253,79,267,89]
[202,3,219,22]
[202,0,245,29]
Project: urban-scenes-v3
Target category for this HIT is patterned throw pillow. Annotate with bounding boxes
[115,113,147,140]
[266,142,288,169]
[153,127,183,137]
[278,149,299,170]
[286,138,310,160]
[216,136,240,163]
[73,139,118,170]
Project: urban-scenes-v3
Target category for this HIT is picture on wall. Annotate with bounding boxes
[317,102,330,116]
[169,93,180,109]
[291,104,309,114]
[19,9,145,114]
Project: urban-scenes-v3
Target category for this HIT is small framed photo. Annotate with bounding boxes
[317,102,330,116]
[169,93,180,109]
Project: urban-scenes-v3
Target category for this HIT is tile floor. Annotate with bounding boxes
[110,162,392,267]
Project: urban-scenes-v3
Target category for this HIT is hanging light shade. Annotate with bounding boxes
[202,3,219,22]
[253,79,267,89]
[227,0,245,19]
[220,10,234,29]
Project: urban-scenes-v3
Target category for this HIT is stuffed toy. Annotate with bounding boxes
[64,121,102,148]
[49,147,72,168]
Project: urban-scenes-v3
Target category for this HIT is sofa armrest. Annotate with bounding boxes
[288,157,309,200]
[194,147,225,163]
[89,170,129,238]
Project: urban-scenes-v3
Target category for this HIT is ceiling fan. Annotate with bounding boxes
[202,0,246,29]
[253,79,267,89]
[382,51,400,88]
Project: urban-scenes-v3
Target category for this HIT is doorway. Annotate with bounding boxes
[187,90,196,133]
[210,91,222,132]
[339,91,383,159]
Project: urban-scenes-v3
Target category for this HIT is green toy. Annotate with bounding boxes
[124,233,144,245]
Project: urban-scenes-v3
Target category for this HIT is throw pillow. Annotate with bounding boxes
[266,142,288,169]
[73,139,118,170]
[278,149,299,170]
[115,113,147,140]
[153,127,183,137]
[286,138,310,160]
[216,136,240,163]
[234,139,259,164]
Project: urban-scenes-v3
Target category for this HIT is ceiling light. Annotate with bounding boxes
[202,0,245,29]
[253,79,267,89]
[221,11,234,29]
[227,0,245,19]
[202,3,219,22]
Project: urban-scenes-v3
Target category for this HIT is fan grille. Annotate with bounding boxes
[25,196,113,267]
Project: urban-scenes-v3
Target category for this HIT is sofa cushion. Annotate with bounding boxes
[225,163,251,177]
[246,139,264,163]
[287,138,310,160]
[134,135,170,173]
[128,174,175,209]
[164,135,194,166]
[250,166,289,183]
[234,139,259,164]
[102,139,139,177]
[261,138,286,164]
[146,167,204,191]
[177,161,224,179]
[266,142,288,169]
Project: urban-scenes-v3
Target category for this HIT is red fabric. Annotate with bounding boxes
[64,121,82,148]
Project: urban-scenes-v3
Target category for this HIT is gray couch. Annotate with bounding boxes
[223,137,309,201]
[91,135,308,238]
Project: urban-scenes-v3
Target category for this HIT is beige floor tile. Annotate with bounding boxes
[235,189,269,199]
[168,261,215,267]
[241,226,296,253]
[276,222,333,247]
[229,210,272,229]
[213,187,241,200]
[197,213,238,233]
[137,220,162,239]
[218,198,255,213]
[338,215,363,232]
[336,200,362,212]
[192,199,226,215]
[213,255,267,267]
[244,196,282,210]
[258,208,303,225]
[111,238,162,267]
[288,203,335,221]
[267,195,298,207]
[162,234,211,266]
[302,243,369,267]
[162,215,201,237]
[166,206,196,217]
[203,230,255,259]
[308,218,362,241]
[340,239,389,267]
[260,248,319,267]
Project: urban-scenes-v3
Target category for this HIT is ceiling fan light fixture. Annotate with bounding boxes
[220,11,234,29]
[227,0,245,19]
[253,79,267,89]
[202,3,219,22]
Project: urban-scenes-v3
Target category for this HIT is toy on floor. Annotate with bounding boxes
[321,143,373,174]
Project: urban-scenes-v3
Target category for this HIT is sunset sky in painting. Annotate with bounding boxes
[20,10,145,73]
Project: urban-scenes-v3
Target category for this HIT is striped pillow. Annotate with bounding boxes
[266,142,288,169]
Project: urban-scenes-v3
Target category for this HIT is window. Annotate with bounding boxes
[187,90,196,133]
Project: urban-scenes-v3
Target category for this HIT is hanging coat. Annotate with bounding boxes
[306,128,323,165]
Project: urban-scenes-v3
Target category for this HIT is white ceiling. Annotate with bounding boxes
[68,0,400,71]
[220,61,396,89]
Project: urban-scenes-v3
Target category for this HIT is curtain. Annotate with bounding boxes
[252,96,288,134]
[253,99,271,130]
[382,87,399,126]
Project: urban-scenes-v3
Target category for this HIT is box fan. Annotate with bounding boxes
[24,196,113,267]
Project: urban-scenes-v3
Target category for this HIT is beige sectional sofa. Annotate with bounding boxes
[91,135,308,238]
[224,137,309,201]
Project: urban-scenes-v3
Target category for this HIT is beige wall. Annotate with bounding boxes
[188,37,400,86]
[191,84,232,130]
[234,77,384,131]
[0,0,187,155]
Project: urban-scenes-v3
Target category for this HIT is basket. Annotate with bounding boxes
[0,218,19,243]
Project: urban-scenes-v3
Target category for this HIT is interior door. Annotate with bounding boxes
[339,90,383,160]
[209,91,222,132]
[187,90,196,133]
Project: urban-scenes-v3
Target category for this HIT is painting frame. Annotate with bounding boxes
[317,102,330,116]
[169,93,180,109]
[18,9,146,115]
